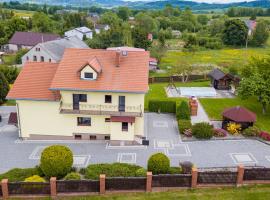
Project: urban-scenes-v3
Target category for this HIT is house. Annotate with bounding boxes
[64,27,93,40]
[208,68,240,90]
[21,36,89,64]
[244,20,257,36]
[7,32,60,52]
[148,33,153,42]
[94,24,110,34]
[7,48,149,144]
[149,57,158,71]
[172,30,182,38]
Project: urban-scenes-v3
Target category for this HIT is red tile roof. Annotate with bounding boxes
[9,32,59,46]
[7,62,59,101]
[88,57,102,73]
[222,106,257,123]
[50,49,149,93]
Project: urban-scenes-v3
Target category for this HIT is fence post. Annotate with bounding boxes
[146,171,152,192]
[50,177,57,199]
[1,179,9,200]
[237,165,244,187]
[191,167,198,188]
[100,174,106,194]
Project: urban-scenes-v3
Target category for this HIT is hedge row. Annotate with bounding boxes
[176,101,190,120]
[148,100,176,113]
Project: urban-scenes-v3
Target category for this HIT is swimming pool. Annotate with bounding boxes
[178,87,217,97]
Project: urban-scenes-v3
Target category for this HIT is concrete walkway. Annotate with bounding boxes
[191,101,210,125]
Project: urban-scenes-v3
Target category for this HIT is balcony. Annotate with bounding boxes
[59,102,143,117]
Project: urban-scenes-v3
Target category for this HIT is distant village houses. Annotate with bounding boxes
[64,27,93,40]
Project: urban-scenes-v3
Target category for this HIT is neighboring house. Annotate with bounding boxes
[149,57,158,71]
[244,20,257,36]
[7,48,149,144]
[21,36,89,64]
[94,24,110,34]
[7,32,60,52]
[64,27,93,40]
[172,30,182,38]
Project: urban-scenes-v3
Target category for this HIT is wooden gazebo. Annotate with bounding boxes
[208,68,240,90]
[222,106,256,130]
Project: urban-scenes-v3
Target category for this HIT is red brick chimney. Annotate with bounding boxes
[116,50,121,67]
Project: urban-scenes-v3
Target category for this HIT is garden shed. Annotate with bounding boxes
[208,68,240,90]
[222,106,256,130]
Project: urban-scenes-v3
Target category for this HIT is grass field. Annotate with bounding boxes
[10,185,270,200]
[200,97,270,132]
[145,81,209,110]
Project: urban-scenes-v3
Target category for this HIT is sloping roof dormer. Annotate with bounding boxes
[78,57,102,80]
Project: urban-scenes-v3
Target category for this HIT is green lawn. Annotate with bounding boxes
[10,185,270,200]
[200,97,270,132]
[145,80,209,110]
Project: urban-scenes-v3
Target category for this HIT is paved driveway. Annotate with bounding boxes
[1,106,270,173]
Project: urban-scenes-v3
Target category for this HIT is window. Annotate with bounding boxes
[40,56,44,62]
[84,72,93,79]
[75,134,82,140]
[49,58,52,62]
[122,122,128,131]
[77,117,91,126]
[104,136,110,140]
[105,118,111,122]
[90,135,96,140]
[105,95,112,103]
[79,94,87,102]
[33,55,37,61]
[26,56,29,61]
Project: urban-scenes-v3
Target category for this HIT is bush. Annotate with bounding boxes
[147,153,170,175]
[0,168,39,182]
[0,66,19,84]
[40,145,73,179]
[85,163,142,180]
[148,100,176,113]
[179,161,193,174]
[79,168,86,175]
[135,168,147,177]
[178,120,192,134]
[213,128,228,137]
[0,71,9,104]
[227,122,241,135]
[242,126,261,137]
[24,175,46,182]
[168,167,182,174]
[259,131,270,141]
[64,172,81,180]
[192,122,213,139]
[176,101,190,120]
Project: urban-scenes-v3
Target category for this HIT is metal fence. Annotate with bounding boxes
[244,168,270,181]
[105,177,146,191]
[8,182,50,195]
[152,174,192,187]
[198,171,238,184]
[56,180,99,193]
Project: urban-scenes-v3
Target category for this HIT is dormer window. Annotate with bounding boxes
[84,72,93,79]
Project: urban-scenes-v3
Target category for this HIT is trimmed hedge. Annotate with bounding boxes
[178,120,192,134]
[192,122,213,139]
[40,145,73,179]
[176,101,190,120]
[147,153,170,175]
[85,163,144,180]
[64,172,81,180]
[0,168,40,182]
[24,175,46,182]
[149,100,176,113]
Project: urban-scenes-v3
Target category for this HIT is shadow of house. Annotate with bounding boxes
[222,106,256,130]
[208,68,240,90]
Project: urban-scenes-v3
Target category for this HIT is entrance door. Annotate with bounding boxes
[214,80,218,89]
[118,96,125,112]
[73,94,80,110]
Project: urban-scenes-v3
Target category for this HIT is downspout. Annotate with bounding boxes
[16,103,22,139]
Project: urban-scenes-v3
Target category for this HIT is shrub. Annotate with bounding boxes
[64,172,81,180]
[213,128,228,137]
[227,122,241,135]
[0,66,19,84]
[179,161,193,174]
[85,163,142,180]
[242,126,261,137]
[168,167,182,174]
[147,153,170,175]
[135,168,147,177]
[40,145,73,179]
[259,131,270,141]
[148,100,176,113]
[178,120,192,134]
[0,71,9,104]
[0,168,39,182]
[192,122,213,139]
[24,175,46,182]
[176,101,190,120]
[79,168,86,175]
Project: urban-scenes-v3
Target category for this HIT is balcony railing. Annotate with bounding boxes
[59,102,143,117]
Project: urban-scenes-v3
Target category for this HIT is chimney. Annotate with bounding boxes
[116,50,121,67]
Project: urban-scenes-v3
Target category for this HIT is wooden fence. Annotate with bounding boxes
[149,75,207,84]
[1,166,270,199]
